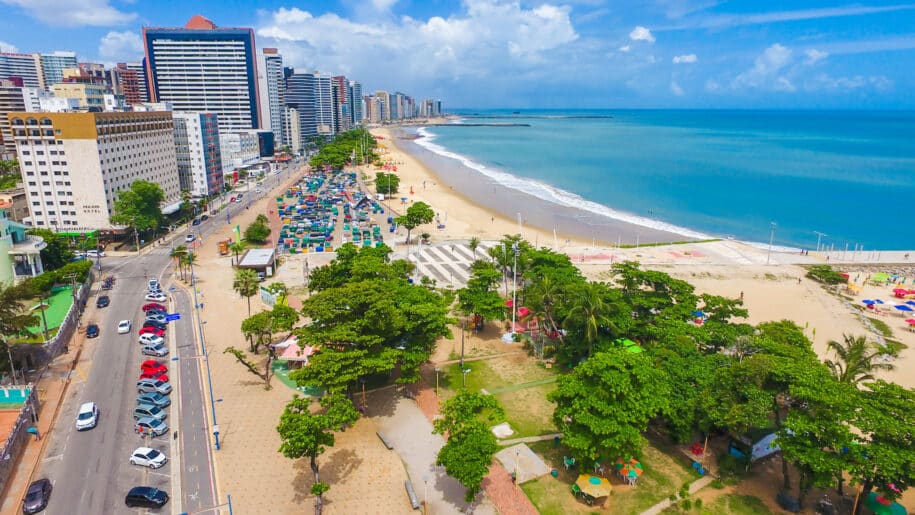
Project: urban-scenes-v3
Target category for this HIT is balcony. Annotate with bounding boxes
[9,234,47,256]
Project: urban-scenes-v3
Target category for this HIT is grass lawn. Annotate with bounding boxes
[523,440,698,514]
[495,383,557,437]
[698,494,772,515]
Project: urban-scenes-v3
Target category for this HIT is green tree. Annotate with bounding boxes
[0,282,39,373]
[233,268,260,317]
[456,261,504,324]
[270,304,299,333]
[306,244,408,293]
[395,201,434,244]
[563,282,619,358]
[277,393,359,515]
[468,237,480,259]
[244,215,271,244]
[549,348,670,463]
[241,311,273,353]
[267,281,289,305]
[229,240,247,262]
[26,229,73,271]
[224,345,275,389]
[309,128,377,168]
[169,245,188,281]
[110,180,166,238]
[825,334,899,385]
[375,172,400,195]
[433,391,504,502]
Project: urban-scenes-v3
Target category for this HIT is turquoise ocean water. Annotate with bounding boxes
[414,110,915,250]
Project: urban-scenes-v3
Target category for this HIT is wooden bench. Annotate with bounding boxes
[376,431,394,450]
[404,480,420,509]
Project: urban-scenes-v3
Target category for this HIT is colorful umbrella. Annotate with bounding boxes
[575,474,613,498]
[894,305,913,312]
[863,300,877,305]
[863,492,907,515]
[905,319,915,325]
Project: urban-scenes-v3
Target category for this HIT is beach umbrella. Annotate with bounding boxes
[894,305,914,312]
[863,300,877,305]
[906,301,915,307]
[905,319,915,325]
[876,299,885,304]
[575,474,613,498]
[691,310,706,317]
[863,492,907,515]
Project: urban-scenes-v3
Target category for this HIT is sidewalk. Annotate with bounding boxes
[0,334,85,514]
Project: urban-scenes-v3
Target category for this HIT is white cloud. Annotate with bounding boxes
[629,26,655,43]
[803,48,828,64]
[0,0,136,26]
[618,45,631,52]
[0,41,19,53]
[257,2,578,97]
[805,74,893,92]
[670,4,915,30]
[670,80,685,96]
[98,31,144,61]
[371,0,398,10]
[672,53,697,64]
[731,43,795,91]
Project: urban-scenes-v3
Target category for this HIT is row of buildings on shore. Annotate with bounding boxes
[0,14,445,281]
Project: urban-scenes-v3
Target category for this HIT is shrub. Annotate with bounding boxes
[806,265,846,284]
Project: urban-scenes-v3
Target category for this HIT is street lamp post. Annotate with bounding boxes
[461,367,471,388]
[459,321,465,373]
[511,242,519,336]
[188,248,220,450]
[434,368,441,396]
[814,231,827,253]
[766,222,777,265]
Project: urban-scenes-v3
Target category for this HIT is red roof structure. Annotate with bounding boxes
[185,15,217,29]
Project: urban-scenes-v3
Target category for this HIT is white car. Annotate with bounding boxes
[117,320,131,334]
[85,250,106,258]
[145,293,167,302]
[185,234,196,243]
[138,334,165,346]
[129,447,167,469]
[76,401,99,431]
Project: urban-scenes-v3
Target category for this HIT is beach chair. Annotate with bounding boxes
[563,456,575,470]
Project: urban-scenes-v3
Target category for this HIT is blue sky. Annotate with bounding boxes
[1,0,914,109]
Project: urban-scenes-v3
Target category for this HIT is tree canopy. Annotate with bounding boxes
[26,229,73,271]
[110,180,165,233]
[245,214,271,244]
[394,201,434,244]
[309,128,377,169]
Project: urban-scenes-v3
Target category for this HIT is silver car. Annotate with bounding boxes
[141,343,168,357]
[137,379,172,395]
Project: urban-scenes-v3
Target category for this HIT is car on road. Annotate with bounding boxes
[86,324,99,338]
[138,327,164,338]
[137,378,172,395]
[125,486,169,508]
[144,313,167,323]
[200,214,209,221]
[133,404,167,421]
[139,371,169,383]
[185,234,196,243]
[117,320,131,334]
[138,334,165,346]
[137,392,170,408]
[141,360,167,374]
[129,447,168,469]
[255,188,262,193]
[142,320,167,331]
[22,478,52,514]
[142,302,166,312]
[145,292,167,302]
[229,196,236,203]
[134,418,169,437]
[191,218,201,226]
[96,295,110,308]
[144,310,167,319]
[141,343,168,357]
[85,249,106,258]
[75,401,99,431]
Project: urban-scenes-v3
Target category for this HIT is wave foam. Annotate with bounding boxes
[413,127,714,240]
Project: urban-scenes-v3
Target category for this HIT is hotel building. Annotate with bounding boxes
[143,15,261,132]
[172,112,223,197]
[7,111,181,231]
[257,48,285,146]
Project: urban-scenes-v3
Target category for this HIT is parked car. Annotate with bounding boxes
[141,344,168,357]
[229,196,236,203]
[117,320,131,334]
[129,447,168,469]
[142,302,166,312]
[137,392,170,408]
[133,404,167,421]
[86,324,99,338]
[144,309,167,318]
[139,371,169,383]
[200,214,209,221]
[185,234,196,243]
[142,320,167,331]
[138,334,165,346]
[134,418,169,437]
[140,360,167,375]
[125,486,169,508]
[137,378,172,395]
[75,401,99,431]
[96,295,110,308]
[147,278,159,289]
[86,249,106,258]
[144,314,167,324]
[145,292,167,302]
[191,218,201,226]
[22,478,52,514]
[138,327,164,338]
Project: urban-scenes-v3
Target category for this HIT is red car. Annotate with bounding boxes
[139,371,169,382]
[138,327,165,337]
[140,360,168,376]
[142,303,167,312]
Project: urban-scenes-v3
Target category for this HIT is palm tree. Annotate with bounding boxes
[180,251,197,280]
[563,282,617,358]
[229,241,247,264]
[169,245,188,280]
[468,237,480,260]
[527,275,564,345]
[825,333,899,385]
[234,268,261,317]
[0,282,39,376]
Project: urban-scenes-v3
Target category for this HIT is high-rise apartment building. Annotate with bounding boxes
[125,62,150,103]
[8,111,182,231]
[39,51,78,88]
[0,53,42,88]
[143,15,261,132]
[374,91,391,121]
[347,81,363,126]
[314,73,333,135]
[0,79,27,158]
[110,64,144,105]
[285,73,316,148]
[172,112,223,197]
[51,83,110,110]
[257,48,285,146]
[331,75,349,133]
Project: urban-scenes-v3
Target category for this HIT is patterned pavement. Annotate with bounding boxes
[407,241,496,288]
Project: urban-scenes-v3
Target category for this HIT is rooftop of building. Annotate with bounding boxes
[238,248,275,268]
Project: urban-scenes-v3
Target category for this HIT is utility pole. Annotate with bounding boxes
[814,231,827,253]
[767,222,777,265]
[511,242,519,336]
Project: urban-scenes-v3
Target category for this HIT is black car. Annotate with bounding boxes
[200,214,209,221]
[142,320,167,331]
[22,478,52,514]
[191,218,201,226]
[96,295,110,308]
[86,324,99,338]
[125,486,169,508]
